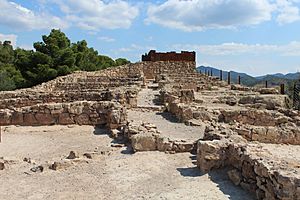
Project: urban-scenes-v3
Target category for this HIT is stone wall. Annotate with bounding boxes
[219,109,285,126]
[141,61,196,80]
[0,101,126,129]
[31,61,195,92]
[0,87,139,109]
[197,136,300,200]
[142,50,195,62]
[123,121,195,153]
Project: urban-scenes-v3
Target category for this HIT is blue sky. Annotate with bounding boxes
[1,0,300,76]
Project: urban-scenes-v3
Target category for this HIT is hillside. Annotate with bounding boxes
[198,66,257,86]
[197,66,299,87]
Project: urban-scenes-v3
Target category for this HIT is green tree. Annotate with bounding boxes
[0,29,131,91]
[98,55,115,69]
[72,40,99,71]
[0,64,25,90]
[115,58,130,66]
[0,41,14,64]
[0,71,16,91]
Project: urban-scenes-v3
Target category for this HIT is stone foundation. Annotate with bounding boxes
[123,121,196,153]
[0,87,139,109]
[0,101,126,129]
[197,135,300,200]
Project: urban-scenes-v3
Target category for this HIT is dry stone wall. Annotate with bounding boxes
[141,61,196,80]
[0,101,126,129]
[197,135,300,200]
[0,87,139,109]
[33,61,195,92]
[122,121,196,153]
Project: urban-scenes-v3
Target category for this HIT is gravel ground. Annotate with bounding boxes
[0,125,254,200]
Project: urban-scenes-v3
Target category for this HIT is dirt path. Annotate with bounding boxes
[131,87,205,141]
[128,110,205,141]
[137,87,160,107]
[0,125,254,200]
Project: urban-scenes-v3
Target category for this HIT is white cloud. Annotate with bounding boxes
[0,0,68,31]
[0,33,17,46]
[146,0,275,31]
[117,44,156,53]
[55,0,139,31]
[97,36,115,42]
[172,41,300,56]
[276,0,300,24]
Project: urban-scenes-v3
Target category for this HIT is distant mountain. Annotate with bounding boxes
[256,72,300,80]
[197,66,300,87]
[197,66,257,86]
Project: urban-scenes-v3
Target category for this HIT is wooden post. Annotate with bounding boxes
[228,72,231,85]
[210,69,213,77]
[265,81,268,88]
[280,84,285,95]
[205,69,207,76]
[294,83,297,108]
[238,76,241,85]
[220,70,223,81]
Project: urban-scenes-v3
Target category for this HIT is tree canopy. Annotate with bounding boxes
[0,29,130,91]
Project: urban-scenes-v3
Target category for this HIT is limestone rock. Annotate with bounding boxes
[83,152,101,159]
[197,139,228,173]
[35,113,55,125]
[58,113,74,125]
[173,141,194,153]
[30,165,44,173]
[66,151,79,159]
[258,88,279,95]
[227,169,242,186]
[0,161,4,170]
[50,161,73,170]
[131,133,157,152]
[157,136,173,152]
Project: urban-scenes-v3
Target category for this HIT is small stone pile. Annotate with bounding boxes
[124,121,195,153]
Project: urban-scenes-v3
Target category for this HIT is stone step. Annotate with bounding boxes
[136,105,166,112]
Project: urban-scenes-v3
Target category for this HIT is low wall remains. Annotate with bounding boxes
[0,101,126,129]
[197,136,300,200]
[0,87,139,109]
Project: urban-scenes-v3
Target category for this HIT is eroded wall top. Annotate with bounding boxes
[142,50,196,62]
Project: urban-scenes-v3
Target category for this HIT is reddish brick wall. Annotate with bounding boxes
[142,50,195,62]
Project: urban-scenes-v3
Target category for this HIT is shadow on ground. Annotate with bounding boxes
[93,125,110,135]
[152,94,162,105]
[120,145,134,155]
[156,112,180,123]
[177,165,255,200]
[93,125,133,155]
[177,167,204,177]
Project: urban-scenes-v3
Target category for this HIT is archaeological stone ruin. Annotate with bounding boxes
[0,50,299,200]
